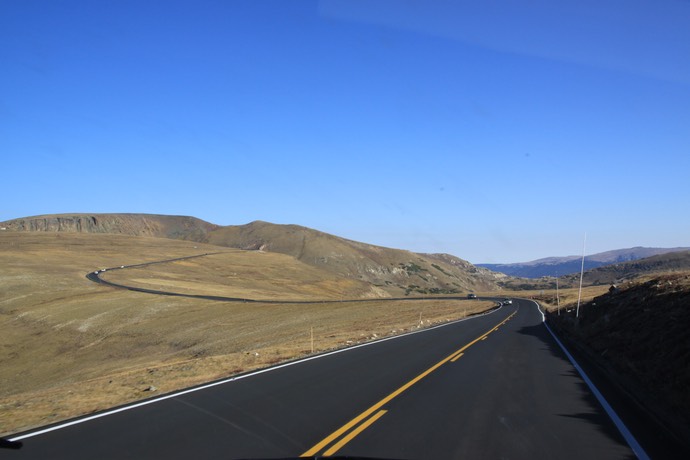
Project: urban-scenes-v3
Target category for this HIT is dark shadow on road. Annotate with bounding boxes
[514,321,635,453]
[0,438,23,449]
[516,301,690,460]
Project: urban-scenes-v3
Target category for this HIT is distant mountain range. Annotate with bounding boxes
[478,247,690,278]
[0,213,504,296]
[559,249,690,286]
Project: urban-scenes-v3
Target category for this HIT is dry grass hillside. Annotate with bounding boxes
[1,214,504,296]
[99,249,388,301]
[203,220,503,295]
[0,232,493,436]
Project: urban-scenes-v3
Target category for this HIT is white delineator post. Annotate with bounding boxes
[576,232,587,318]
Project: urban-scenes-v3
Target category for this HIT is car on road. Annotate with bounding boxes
[467,293,477,299]
[503,298,513,305]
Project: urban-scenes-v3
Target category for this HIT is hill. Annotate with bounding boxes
[559,250,690,286]
[206,220,503,295]
[1,214,503,295]
[478,246,690,278]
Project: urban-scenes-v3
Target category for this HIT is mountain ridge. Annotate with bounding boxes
[478,246,690,278]
[0,213,219,240]
[1,213,502,296]
[559,250,690,286]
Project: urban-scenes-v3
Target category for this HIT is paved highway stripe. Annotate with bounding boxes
[323,410,388,457]
[301,310,517,457]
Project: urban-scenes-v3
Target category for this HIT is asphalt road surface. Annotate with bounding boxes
[5,300,647,459]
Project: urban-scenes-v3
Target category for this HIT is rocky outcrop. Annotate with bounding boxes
[9,215,101,233]
[0,214,218,240]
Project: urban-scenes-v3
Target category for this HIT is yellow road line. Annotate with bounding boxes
[323,410,388,457]
[301,309,516,457]
[300,358,447,457]
[450,352,464,362]
[449,350,463,360]
[300,407,379,457]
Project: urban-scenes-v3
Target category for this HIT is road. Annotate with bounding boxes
[86,254,492,304]
[5,300,644,459]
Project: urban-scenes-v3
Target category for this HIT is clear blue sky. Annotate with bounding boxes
[2,0,689,263]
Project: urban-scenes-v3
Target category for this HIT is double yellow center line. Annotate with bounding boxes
[301,309,517,457]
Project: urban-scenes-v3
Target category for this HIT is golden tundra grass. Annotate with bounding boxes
[0,233,493,436]
[499,285,612,312]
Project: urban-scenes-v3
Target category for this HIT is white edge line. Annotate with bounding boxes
[530,300,650,460]
[9,302,504,441]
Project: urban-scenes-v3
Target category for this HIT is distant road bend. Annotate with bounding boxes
[5,289,670,459]
[86,252,496,305]
[86,252,261,303]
